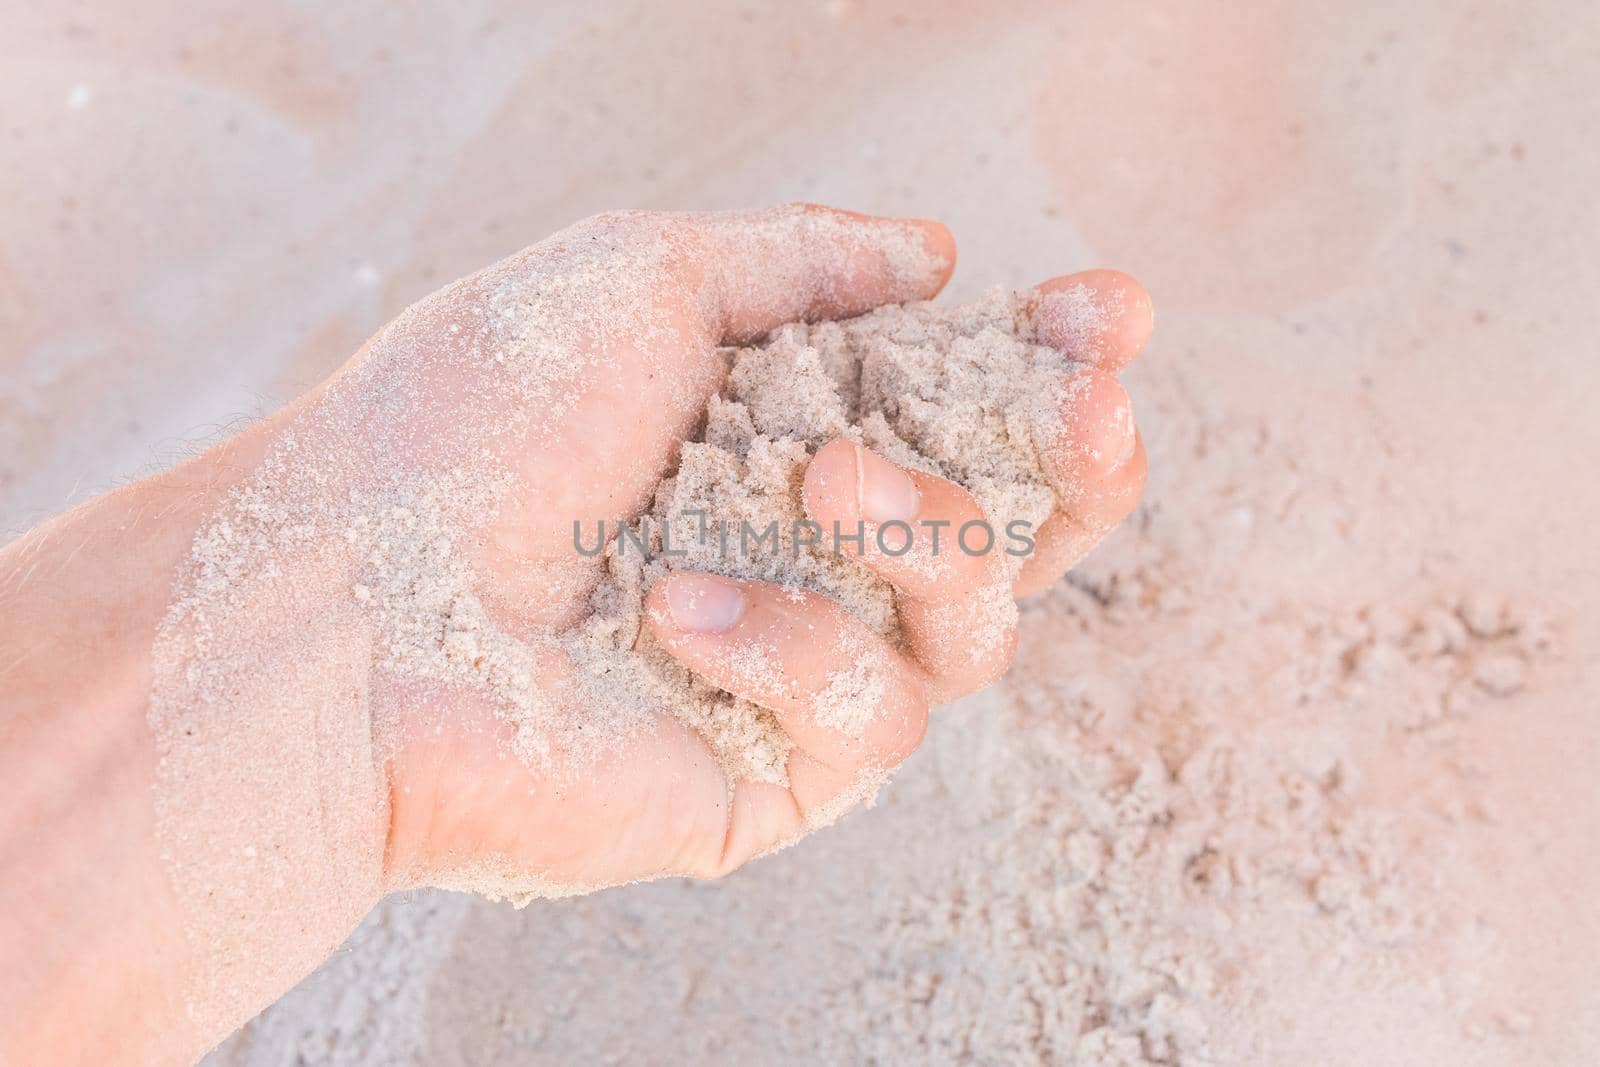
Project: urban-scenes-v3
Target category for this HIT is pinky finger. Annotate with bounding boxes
[1014,432,1146,598]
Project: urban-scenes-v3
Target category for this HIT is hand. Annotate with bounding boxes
[0,204,1152,1063]
[359,205,1154,893]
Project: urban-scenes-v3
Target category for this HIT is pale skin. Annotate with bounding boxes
[0,205,1152,1064]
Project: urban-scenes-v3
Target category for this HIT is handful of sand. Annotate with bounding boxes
[565,288,1088,782]
[144,265,1105,1006]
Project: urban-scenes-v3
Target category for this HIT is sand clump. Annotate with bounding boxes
[567,288,1085,781]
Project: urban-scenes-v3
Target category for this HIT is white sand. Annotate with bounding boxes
[4,3,1597,1064]
[575,290,1075,782]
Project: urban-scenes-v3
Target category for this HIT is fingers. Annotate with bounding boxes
[1014,371,1147,597]
[690,203,956,344]
[1021,268,1153,371]
[1007,270,1153,595]
[802,439,1018,704]
[1016,436,1147,597]
[646,572,930,870]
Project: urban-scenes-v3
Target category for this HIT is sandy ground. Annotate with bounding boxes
[4,2,1597,1063]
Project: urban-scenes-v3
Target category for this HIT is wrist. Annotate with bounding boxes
[0,448,247,1061]
[0,410,390,1062]
[145,412,392,1047]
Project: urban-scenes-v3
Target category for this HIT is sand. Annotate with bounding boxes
[6,3,1598,1065]
[572,289,1078,782]
[204,342,1582,1065]
[196,347,1584,1064]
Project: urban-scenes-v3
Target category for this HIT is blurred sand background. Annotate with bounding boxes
[3,2,1597,1063]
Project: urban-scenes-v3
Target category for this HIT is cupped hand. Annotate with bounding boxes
[358,206,1152,897]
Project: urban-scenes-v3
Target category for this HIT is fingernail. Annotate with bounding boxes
[1062,373,1137,475]
[665,574,745,633]
[1109,399,1137,470]
[855,443,919,523]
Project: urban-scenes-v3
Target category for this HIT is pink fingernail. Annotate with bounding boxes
[1061,373,1137,475]
[1109,399,1137,470]
[665,574,746,633]
[854,443,920,523]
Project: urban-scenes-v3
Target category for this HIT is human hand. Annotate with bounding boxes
[330,205,1154,896]
[0,205,1152,1061]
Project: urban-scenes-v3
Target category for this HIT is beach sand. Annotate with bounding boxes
[3,2,1596,1063]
